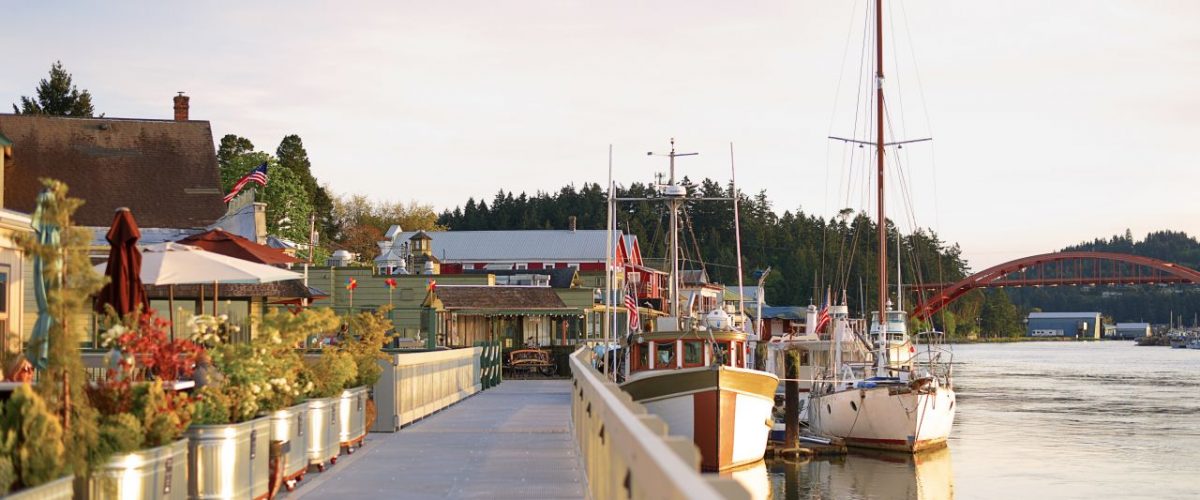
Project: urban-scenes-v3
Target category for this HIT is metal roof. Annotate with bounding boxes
[1027,312,1101,319]
[383,229,620,262]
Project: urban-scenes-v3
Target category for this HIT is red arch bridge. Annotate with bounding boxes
[909,251,1200,321]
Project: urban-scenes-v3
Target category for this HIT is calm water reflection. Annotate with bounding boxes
[756,341,1200,499]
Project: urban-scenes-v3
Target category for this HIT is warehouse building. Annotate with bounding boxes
[1026,312,1102,339]
[1112,322,1151,340]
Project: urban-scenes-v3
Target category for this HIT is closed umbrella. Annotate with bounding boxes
[94,208,150,316]
[29,190,59,370]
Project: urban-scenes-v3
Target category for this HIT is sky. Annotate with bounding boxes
[3,1,1198,271]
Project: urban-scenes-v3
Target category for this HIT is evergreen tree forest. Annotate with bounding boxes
[438,179,979,333]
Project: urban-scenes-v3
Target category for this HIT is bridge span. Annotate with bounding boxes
[910,251,1200,320]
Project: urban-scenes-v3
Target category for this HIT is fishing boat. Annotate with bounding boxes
[806,0,957,453]
[616,141,779,472]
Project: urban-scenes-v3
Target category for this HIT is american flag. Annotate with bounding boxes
[223,162,269,203]
[814,292,831,333]
[625,288,640,333]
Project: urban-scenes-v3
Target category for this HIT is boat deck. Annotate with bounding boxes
[284,380,585,500]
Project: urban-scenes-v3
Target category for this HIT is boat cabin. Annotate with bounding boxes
[627,329,751,375]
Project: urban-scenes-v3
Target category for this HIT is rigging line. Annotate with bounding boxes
[824,0,867,293]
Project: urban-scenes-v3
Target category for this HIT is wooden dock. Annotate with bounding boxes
[285,380,585,499]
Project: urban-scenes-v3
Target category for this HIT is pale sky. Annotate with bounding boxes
[3,1,1198,271]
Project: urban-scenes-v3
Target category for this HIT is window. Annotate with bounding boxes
[713,342,730,366]
[635,343,649,371]
[683,341,703,367]
[515,263,527,270]
[655,341,675,368]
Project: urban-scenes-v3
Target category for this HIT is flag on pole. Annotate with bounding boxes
[384,278,397,289]
[625,287,640,333]
[814,292,831,333]
[345,278,358,291]
[223,162,269,203]
[426,279,437,292]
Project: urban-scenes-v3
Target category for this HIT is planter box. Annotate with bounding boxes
[337,386,369,451]
[186,416,270,500]
[89,439,187,499]
[304,397,339,471]
[268,402,309,488]
[3,475,74,500]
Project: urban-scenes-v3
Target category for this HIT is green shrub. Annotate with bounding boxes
[191,386,232,426]
[343,307,391,388]
[2,385,65,488]
[307,350,357,398]
[97,413,144,457]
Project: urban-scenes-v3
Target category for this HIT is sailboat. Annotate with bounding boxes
[617,140,780,472]
[806,0,957,453]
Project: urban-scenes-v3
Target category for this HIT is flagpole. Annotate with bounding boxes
[603,144,613,381]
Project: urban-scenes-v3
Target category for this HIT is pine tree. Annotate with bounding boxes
[13,61,96,117]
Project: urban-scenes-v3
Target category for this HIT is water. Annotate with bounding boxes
[760,341,1200,499]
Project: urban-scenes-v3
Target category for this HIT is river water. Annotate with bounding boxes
[752,341,1200,499]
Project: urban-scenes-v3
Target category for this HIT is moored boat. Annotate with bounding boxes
[622,323,778,471]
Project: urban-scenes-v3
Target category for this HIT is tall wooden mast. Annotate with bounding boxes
[875,0,888,330]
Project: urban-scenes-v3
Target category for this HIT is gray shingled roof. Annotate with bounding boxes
[0,114,225,227]
[387,230,620,262]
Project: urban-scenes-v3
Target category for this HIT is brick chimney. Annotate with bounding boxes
[173,92,190,121]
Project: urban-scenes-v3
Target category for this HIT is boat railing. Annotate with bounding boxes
[568,348,750,500]
[912,330,954,383]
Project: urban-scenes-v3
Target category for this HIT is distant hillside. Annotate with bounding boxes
[1005,230,1200,325]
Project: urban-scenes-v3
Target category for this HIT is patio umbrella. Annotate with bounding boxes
[177,228,302,265]
[28,190,59,370]
[95,242,303,327]
[94,208,150,316]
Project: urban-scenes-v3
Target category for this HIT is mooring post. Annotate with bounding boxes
[784,350,799,448]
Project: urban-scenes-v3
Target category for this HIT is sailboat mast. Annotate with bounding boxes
[669,140,680,320]
[875,0,888,330]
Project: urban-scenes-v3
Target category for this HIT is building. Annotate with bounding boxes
[375,228,669,312]
[1026,312,1102,339]
[1112,322,1151,340]
[0,133,30,354]
[0,95,225,229]
[424,286,579,348]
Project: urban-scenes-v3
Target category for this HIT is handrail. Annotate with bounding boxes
[568,348,750,500]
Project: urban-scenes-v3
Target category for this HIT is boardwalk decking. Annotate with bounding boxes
[287,380,585,500]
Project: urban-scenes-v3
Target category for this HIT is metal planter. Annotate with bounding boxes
[3,475,74,500]
[268,402,309,488]
[186,416,271,500]
[305,397,339,471]
[89,439,187,499]
[337,386,369,451]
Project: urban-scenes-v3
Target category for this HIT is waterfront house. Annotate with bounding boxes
[0,133,31,358]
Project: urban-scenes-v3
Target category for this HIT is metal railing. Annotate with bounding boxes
[568,349,749,500]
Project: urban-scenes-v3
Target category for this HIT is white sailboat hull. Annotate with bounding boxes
[808,383,956,452]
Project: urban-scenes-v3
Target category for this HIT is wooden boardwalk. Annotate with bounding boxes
[286,380,585,500]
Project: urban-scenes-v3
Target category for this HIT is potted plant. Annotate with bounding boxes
[255,307,339,492]
[301,347,356,472]
[336,307,391,453]
[0,385,73,499]
[85,312,199,499]
[185,315,274,500]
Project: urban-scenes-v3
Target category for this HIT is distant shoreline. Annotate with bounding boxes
[945,337,1130,344]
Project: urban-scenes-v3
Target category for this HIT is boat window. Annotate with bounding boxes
[656,341,676,368]
[713,342,729,365]
[683,341,703,366]
[635,343,649,371]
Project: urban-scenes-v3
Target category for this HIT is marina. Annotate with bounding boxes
[0,1,1197,499]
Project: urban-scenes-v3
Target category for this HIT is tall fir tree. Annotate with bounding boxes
[13,61,96,117]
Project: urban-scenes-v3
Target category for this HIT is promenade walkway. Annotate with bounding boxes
[287,380,585,500]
